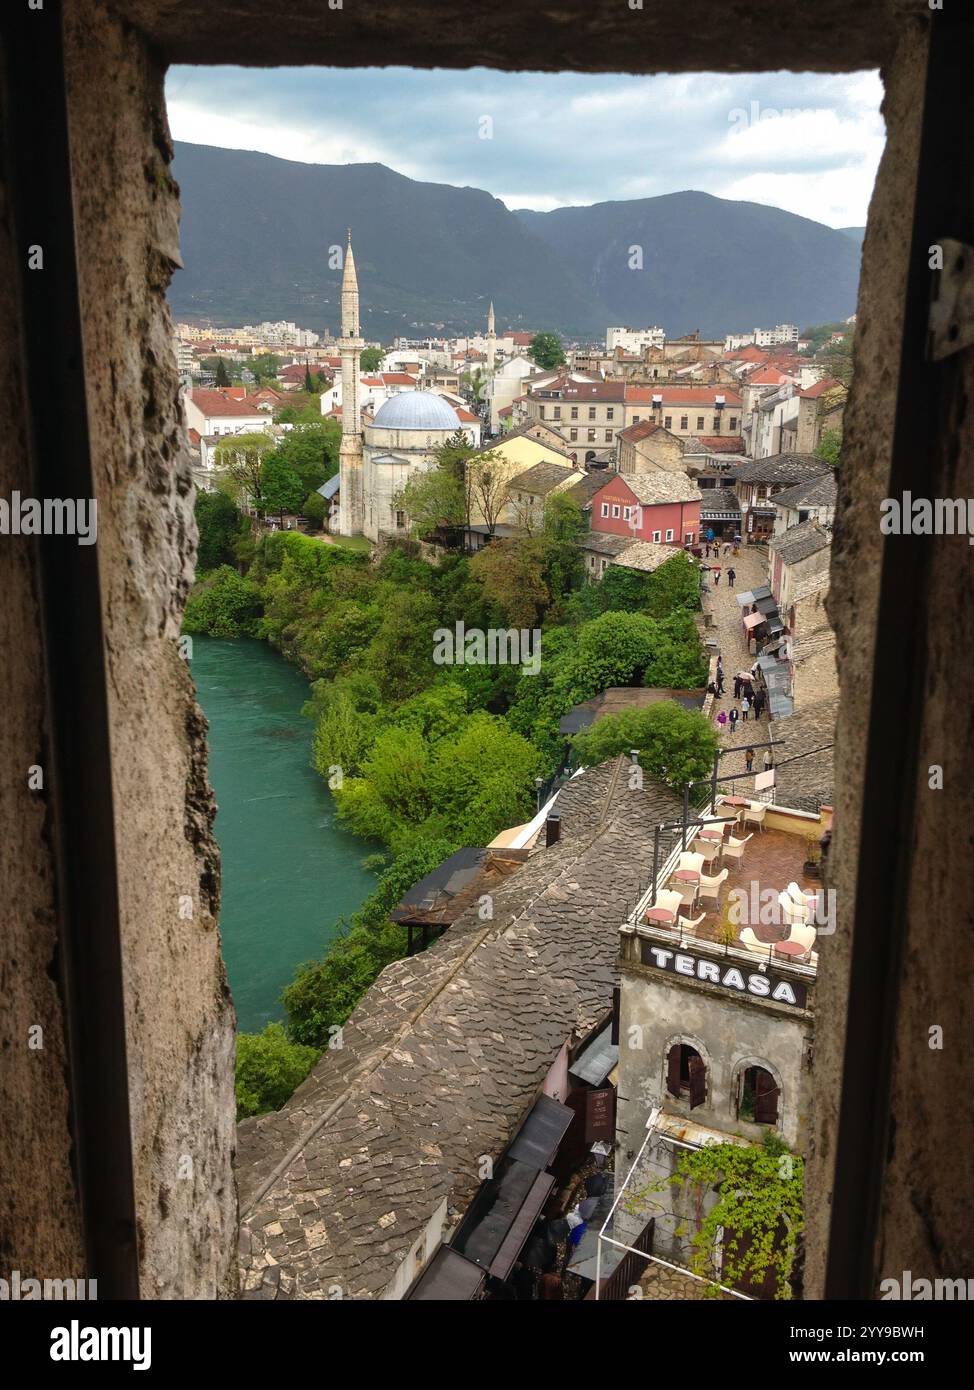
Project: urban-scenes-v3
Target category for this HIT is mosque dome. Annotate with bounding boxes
[371,391,461,431]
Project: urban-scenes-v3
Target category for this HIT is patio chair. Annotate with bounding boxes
[692,837,722,867]
[742,801,767,832]
[778,890,809,926]
[786,921,817,957]
[668,879,699,908]
[740,927,770,955]
[677,851,704,875]
[697,867,728,907]
[722,832,753,868]
[678,911,707,937]
[653,889,684,919]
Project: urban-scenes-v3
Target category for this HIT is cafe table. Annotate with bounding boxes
[644,906,677,925]
[773,939,809,960]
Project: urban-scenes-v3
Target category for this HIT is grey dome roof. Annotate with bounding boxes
[371,390,461,431]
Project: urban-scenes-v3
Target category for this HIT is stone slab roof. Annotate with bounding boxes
[237,758,685,1299]
[735,454,829,486]
[769,518,831,565]
[769,698,838,813]
[773,471,838,511]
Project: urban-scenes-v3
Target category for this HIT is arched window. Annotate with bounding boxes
[666,1042,706,1109]
[737,1064,780,1125]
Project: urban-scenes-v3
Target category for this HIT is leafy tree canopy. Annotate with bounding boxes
[527,331,566,371]
[572,699,717,789]
[360,346,383,372]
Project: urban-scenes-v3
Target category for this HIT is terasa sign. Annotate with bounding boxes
[640,944,807,1008]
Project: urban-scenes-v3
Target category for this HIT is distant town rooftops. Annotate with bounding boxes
[188,389,267,417]
[612,471,703,505]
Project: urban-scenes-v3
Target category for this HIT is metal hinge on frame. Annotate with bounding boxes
[928,237,974,360]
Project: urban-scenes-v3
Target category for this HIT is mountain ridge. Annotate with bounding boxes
[170,142,860,340]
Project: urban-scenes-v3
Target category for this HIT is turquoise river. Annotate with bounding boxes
[191,635,377,1033]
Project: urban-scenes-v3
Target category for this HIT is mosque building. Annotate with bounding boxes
[337,231,466,542]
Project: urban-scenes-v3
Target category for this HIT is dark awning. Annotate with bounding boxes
[407,1246,486,1301]
[451,1157,541,1271]
[507,1095,574,1170]
[488,1172,556,1280]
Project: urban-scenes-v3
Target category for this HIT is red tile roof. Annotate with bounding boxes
[626,385,743,406]
[800,377,846,399]
[746,367,793,385]
[618,420,668,444]
[695,435,746,453]
[189,389,266,417]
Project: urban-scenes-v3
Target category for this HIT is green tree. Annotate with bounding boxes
[251,353,282,384]
[273,420,340,494]
[214,432,276,516]
[194,489,248,572]
[815,427,842,468]
[182,565,262,636]
[303,360,315,393]
[261,454,306,524]
[302,489,327,531]
[214,356,231,387]
[360,346,383,372]
[571,700,717,789]
[394,466,465,541]
[527,331,566,371]
[470,536,550,629]
[235,1023,320,1119]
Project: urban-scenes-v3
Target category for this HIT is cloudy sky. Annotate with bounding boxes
[167,66,884,228]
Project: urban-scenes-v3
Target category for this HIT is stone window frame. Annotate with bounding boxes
[661,1032,714,1111]
[730,1055,785,1130]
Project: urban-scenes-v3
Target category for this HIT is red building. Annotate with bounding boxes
[589,471,702,548]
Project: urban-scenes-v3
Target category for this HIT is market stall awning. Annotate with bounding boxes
[407,1246,487,1300]
[488,1172,556,1281]
[743,612,764,629]
[507,1095,574,1170]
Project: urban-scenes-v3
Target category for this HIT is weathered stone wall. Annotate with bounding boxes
[807,18,936,1297]
[59,0,238,1297]
[0,79,86,1281]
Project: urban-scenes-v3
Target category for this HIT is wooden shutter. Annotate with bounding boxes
[688,1055,706,1110]
[754,1069,779,1125]
[666,1045,682,1099]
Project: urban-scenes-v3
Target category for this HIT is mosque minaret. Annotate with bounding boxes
[338,229,365,536]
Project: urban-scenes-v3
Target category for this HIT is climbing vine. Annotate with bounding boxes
[633,1132,803,1299]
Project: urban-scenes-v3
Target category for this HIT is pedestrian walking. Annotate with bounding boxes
[753,690,765,718]
[716,652,723,671]
[713,566,721,586]
[727,567,736,588]
[733,675,742,700]
[728,708,739,737]
[724,541,731,556]
[741,696,750,720]
[717,709,728,732]
[716,672,725,697]
[763,747,774,771]
[743,680,754,701]
[745,747,755,773]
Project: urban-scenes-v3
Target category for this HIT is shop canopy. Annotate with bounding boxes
[407,1246,486,1300]
[743,612,765,629]
[507,1094,575,1170]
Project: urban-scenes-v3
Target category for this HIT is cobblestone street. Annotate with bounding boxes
[701,541,774,789]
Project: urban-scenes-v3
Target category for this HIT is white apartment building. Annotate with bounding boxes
[606,325,667,354]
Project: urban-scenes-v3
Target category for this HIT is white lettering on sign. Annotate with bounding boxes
[640,942,805,1007]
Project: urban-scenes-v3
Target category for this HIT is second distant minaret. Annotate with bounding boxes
[338,230,365,536]
[486,299,496,376]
